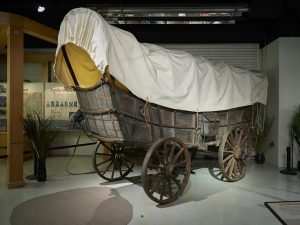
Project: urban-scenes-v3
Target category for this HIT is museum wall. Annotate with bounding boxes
[264,37,300,167]
[264,39,279,167]
[0,62,42,82]
[278,37,300,167]
[0,60,95,157]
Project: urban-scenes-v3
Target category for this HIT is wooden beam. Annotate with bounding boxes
[42,62,49,83]
[23,17,58,44]
[0,12,10,25]
[0,11,57,189]
[0,11,58,44]
[1,53,55,63]
[0,25,8,48]
[6,14,25,189]
[24,53,55,62]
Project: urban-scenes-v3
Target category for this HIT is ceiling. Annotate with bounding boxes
[1,0,300,48]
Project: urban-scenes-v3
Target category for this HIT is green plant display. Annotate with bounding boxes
[254,116,274,155]
[23,110,57,159]
[290,105,300,139]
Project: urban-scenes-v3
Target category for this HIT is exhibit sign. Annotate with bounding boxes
[0,82,79,132]
[45,83,79,130]
[23,82,43,116]
[0,83,6,132]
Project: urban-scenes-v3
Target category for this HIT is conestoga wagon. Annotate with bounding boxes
[54,8,268,204]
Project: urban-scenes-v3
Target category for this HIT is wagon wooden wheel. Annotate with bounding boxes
[141,137,191,204]
[92,142,134,181]
[218,124,252,182]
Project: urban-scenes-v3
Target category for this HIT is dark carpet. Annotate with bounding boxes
[10,187,133,225]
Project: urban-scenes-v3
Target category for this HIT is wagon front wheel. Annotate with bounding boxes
[142,137,191,204]
[218,124,252,182]
[93,142,134,182]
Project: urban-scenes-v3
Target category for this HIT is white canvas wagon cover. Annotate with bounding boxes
[54,8,268,112]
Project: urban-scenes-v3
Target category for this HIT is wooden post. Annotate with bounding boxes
[6,14,25,188]
[0,12,57,188]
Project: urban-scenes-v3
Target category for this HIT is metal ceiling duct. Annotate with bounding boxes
[87,3,249,24]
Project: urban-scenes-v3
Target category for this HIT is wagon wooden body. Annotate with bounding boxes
[54,9,267,204]
[75,78,255,204]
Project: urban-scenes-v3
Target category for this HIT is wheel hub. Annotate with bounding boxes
[234,146,241,159]
[167,164,174,178]
[164,163,179,179]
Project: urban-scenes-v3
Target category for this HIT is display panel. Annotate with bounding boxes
[45,83,79,130]
[0,82,79,132]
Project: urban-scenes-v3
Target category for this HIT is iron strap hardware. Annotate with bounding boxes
[61,45,79,86]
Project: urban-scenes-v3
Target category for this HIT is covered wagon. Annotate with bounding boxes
[54,8,268,204]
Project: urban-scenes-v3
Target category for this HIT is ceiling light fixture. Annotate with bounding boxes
[37,5,46,13]
[89,4,249,25]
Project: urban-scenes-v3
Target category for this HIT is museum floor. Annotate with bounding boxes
[1,155,300,225]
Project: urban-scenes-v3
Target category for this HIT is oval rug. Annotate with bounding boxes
[10,187,133,225]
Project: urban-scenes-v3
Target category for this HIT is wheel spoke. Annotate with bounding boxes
[96,158,112,167]
[237,129,244,146]
[142,137,190,204]
[148,172,162,181]
[224,157,234,173]
[233,160,240,175]
[148,162,160,170]
[101,143,112,151]
[175,159,188,167]
[229,131,234,144]
[154,150,165,165]
[172,147,184,163]
[234,129,240,144]
[224,150,234,154]
[223,154,233,163]
[226,139,235,150]
[215,171,222,177]
[168,142,176,162]
[101,159,114,175]
[240,135,248,147]
[93,143,133,182]
[167,179,173,198]
[228,159,236,178]
[163,142,170,164]
[111,161,116,179]
[236,160,245,176]
[172,178,181,189]
[149,174,161,195]
[119,160,123,176]
[160,178,166,200]
[96,153,111,156]
[121,158,133,171]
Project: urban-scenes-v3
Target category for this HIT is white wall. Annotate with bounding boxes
[50,131,95,156]
[1,60,95,156]
[0,62,42,82]
[278,38,300,167]
[264,39,279,166]
[264,37,300,168]
[160,43,260,70]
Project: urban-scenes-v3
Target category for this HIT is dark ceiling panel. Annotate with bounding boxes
[0,0,299,47]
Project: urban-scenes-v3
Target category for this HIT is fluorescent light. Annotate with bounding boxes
[37,5,45,13]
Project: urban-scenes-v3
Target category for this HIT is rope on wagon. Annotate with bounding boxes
[140,97,151,131]
[194,110,202,145]
[256,103,266,134]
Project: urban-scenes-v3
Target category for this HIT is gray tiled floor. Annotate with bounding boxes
[1,155,300,225]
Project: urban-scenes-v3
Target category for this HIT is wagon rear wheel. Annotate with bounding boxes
[92,142,134,182]
[218,124,252,182]
[142,137,191,204]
